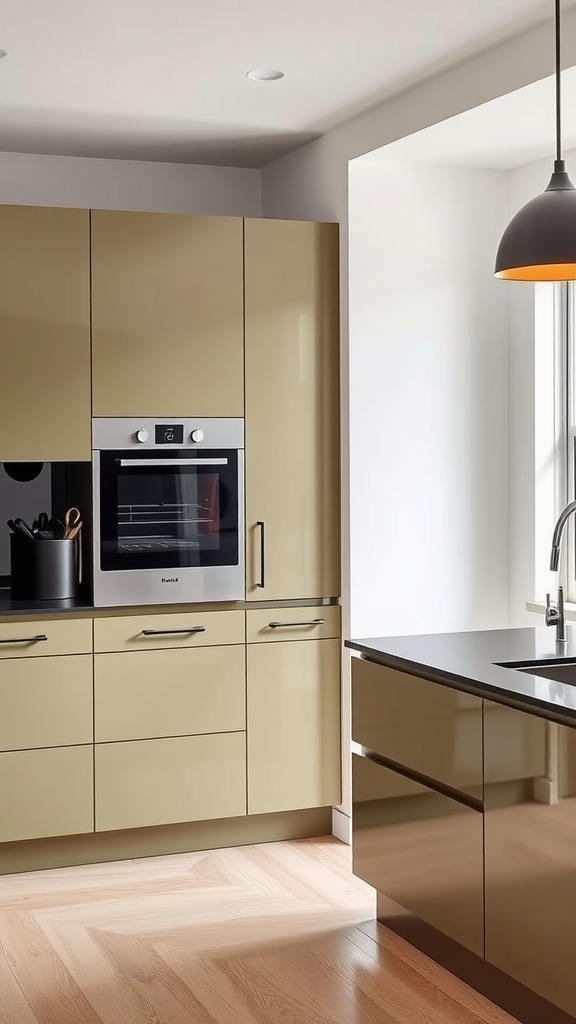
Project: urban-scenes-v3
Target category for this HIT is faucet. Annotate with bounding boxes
[547,499,576,641]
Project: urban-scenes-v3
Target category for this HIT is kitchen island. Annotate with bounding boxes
[346,626,576,1024]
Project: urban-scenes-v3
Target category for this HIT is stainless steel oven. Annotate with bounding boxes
[92,418,244,607]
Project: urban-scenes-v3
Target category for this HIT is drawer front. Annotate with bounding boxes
[352,753,484,957]
[246,605,340,643]
[0,746,93,843]
[95,733,246,832]
[352,657,483,798]
[95,645,245,742]
[94,609,245,653]
[0,655,93,751]
[0,618,92,659]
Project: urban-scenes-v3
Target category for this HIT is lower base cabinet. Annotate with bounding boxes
[352,753,484,957]
[0,745,94,843]
[485,702,576,1018]
[247,637,341,815]
[95,732,247,832]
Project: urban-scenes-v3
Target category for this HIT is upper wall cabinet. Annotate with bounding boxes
[245,219,340,601]
[0,205,91,462]
[91,212,244,417]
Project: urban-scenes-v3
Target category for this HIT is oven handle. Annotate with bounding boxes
[119,459,228,468]
[141,627,207,636]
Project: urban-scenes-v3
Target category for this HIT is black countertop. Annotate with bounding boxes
[346,626,576,724]
[0,589,94,617]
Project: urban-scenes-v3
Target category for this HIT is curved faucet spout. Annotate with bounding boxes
[550,499,576,570]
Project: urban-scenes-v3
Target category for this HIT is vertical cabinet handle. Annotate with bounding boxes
[256,520,265,588]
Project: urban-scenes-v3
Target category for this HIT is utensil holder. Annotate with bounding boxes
[10,535,78,600]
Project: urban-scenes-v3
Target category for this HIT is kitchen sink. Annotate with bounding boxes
[500,658,576,685]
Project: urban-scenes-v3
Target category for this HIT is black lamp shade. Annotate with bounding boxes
[495,176,576,280]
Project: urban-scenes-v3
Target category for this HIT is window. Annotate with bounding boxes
[555,282,576,602]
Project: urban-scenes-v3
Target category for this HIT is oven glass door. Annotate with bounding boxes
[98,449,239,572]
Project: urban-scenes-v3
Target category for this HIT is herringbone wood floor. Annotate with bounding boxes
[0,836,516,1024]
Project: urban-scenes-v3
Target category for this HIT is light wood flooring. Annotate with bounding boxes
[0,836,517,1024]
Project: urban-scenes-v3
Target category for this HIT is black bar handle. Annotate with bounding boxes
[268,619,325,629]
[256,520,265,588]
[0,635,48,644]
[141,627,206,636]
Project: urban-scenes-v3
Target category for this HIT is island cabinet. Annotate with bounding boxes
[244,218,340,602]
[484,702,576,1018]
[91,211,244,417]
[0,618,94,843]
[246,606,341,814]
[93,609,247,832]
[351,657,484,957]
[0,205,91,462]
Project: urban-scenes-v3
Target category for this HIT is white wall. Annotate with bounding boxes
[0,151,261,216]
[348,161,509,638]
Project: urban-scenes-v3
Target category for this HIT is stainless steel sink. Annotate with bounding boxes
[511,660,576,685]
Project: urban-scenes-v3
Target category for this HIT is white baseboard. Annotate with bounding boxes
[331,807,351,845]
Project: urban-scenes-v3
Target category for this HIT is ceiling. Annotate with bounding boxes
[365,64,576,171]
[0,0,556,167]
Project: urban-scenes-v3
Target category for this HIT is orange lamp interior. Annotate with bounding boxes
[495,264,576,281]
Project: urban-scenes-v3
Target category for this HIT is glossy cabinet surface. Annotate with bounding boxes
[484,702,576,1017]
[245,218,340,601]
[247,637,341,814]
[95,732,246,832]
[95,645,245,741]
[0,205,91,461]
[94,608,245,653]
[0,745,93,843]
[0,655,93,751]
[91,211,244,417]
[246,605,340,644]
[353,753,484,957]
[352,658,483,797]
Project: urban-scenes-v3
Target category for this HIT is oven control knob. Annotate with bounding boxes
[135,428,149,444]
[190,429,204,443]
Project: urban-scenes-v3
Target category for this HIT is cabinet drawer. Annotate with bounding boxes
[95,645,245,741]
[247,605,340,643]
[0,745,93,843]
[95,733,246,832]
[0,655,93,751]
[352,753,483,957]
[352,658,483,798]
[0,618,92,659]
[94,609,245,653]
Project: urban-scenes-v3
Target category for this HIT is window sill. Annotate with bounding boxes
[526,600,576,621]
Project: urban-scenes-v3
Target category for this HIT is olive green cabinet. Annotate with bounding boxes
[91,211,244,417]
[244,218,340,601]
[0,205,91,461]
[247,629,341,814]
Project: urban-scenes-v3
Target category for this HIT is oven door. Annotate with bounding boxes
[97,448,240,573]
[93,446,244,606]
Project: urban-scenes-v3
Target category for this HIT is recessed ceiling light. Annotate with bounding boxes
[246,69,284,82]
[0,51,7,60]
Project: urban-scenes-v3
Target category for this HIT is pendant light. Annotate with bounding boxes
[495,0,576,281]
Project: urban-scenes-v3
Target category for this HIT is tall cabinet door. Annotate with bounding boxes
[244,219,340,601]
[91,212,244,417]
[0,205,91,461]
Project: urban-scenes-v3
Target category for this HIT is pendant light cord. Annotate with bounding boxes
[556,0,562,163]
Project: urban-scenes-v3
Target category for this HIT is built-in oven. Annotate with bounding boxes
[92,418,244,607]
